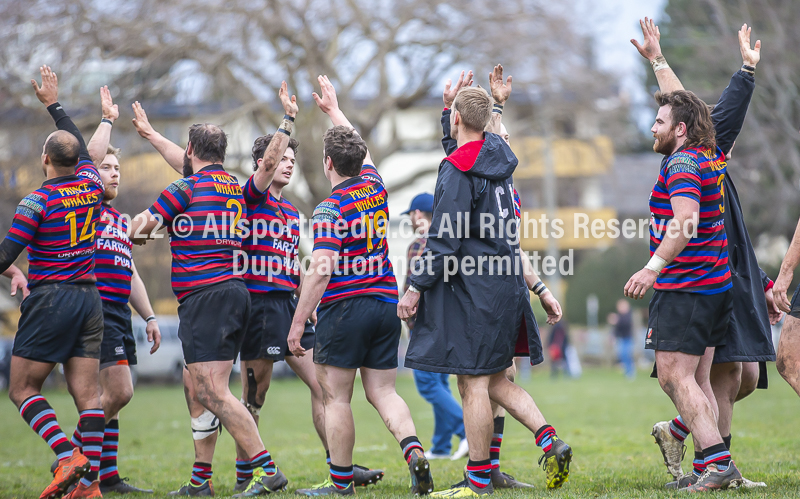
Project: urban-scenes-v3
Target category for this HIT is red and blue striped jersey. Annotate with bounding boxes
[95,204,133,303]
[148,164,245,300]
[6,159,104,288]
[649,147,731,294]
[312,164,398,305]
[242,177,300,293]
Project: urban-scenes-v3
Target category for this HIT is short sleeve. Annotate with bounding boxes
[311,200,343,252]
[7,191,47,246]
[76,159,104,190]
[149,177,194,224]
[242,175,266,213]
[360,164,383,187]
[664,154,701,202]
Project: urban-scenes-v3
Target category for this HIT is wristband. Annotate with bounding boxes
[531,280,547,296]
[764,280,774,293]
[408,284,421,294]
[492,103,504,114]
[645,254,668,274]
[283,114,295,122]
[145,315,157,323]
[650,55,670,73]
[741,64,756,75]
[278,119,294,136]
[101,118,114,126]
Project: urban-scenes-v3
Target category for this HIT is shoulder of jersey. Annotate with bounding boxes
[312,199,340,223]
[665,152,700,173]
[166,177,195,195]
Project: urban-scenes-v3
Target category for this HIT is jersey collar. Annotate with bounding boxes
[42,174,79,187]
[332,176,361,192]
[198,164,225,173]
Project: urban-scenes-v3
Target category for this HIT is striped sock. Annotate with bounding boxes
[669,416,690,442]
[703,443,731,471]
[692,451,706,477]
[191,462,212,487]
[400,436,423,463]
[250,450,276,474]
[71,428,82,449]
[19,395,73,461]
[535,425,556,453]
[236,459,252,485]
[466,459,492,489]
[490,416,504,469]
[99,419,120,486]
[329,463,354,489]
[77,409,106,487]
[326,450,331,466]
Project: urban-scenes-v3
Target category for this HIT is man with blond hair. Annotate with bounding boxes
[399,67,572,496]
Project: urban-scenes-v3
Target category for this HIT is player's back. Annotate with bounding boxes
[312,164,398,305]
[150,165,245,299]
[9,160,104,287]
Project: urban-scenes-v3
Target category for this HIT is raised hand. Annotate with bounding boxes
[100,86,119,122]
[279,80,299,117]
[738,24,761,67]
[131,101,155,139]
[30,65,59,106]
[443,70,473,108]
[630,17,663,62]
[312,75,340,115]
[489,64,512,105]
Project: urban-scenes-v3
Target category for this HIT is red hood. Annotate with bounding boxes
[445,140,485,172]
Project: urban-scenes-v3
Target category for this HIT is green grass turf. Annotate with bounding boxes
[1,367,799,498]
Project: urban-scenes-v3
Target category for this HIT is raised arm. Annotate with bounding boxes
[86,86,119,164]
[487,64,512,134]
[131,101,185,174]
[252,81,299,193]
[441,71,473,155]
[313,75,374,167]
[631,17,684,93]
[711,24,759,155]
[31,66,92,164]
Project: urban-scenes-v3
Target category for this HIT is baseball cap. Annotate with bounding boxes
[402,193,434,215]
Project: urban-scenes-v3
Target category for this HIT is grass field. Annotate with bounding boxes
[1,367,799,498]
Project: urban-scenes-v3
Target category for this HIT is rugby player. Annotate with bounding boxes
[128,106,287,497]
[129,85,383,495]
[436,68,563,490]
[287,75,434,496]
[623,46,745,488]
[400,67,571,496]
[631,19,778,489]
[2,66,105,499]
[55,86,162,495]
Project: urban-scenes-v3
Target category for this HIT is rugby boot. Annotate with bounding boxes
[232,466,288,497]
[665,473,697,489]
[295,478,355,496]
[168,480,214,496]
[234,479,252,493]
[63,481,103,499]
[408,448,434,495]
[683,462,743,492]
[41,448,91,499]
[430,479,492,497]
[352,465,384,487]
[100,477,154,494]
[490,468,533,489]
[651,421,685,480]
[537,436,571,489]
